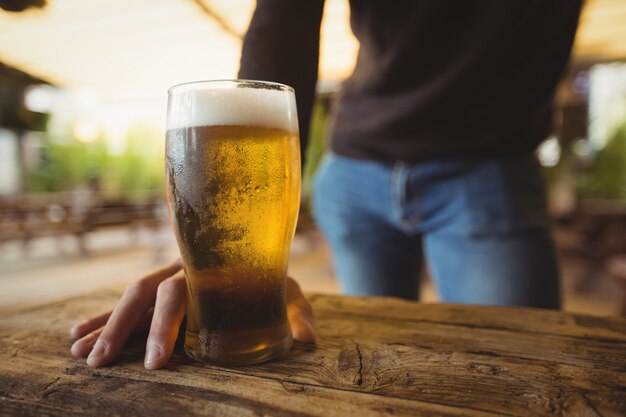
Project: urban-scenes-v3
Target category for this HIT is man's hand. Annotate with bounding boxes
[70,259,316,369]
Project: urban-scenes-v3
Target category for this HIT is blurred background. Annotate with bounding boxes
[1,0,626,316]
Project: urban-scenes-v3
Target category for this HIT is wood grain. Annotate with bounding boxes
[1,290,625,416]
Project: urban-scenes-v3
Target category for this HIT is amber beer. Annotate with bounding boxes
[165,80,300,365]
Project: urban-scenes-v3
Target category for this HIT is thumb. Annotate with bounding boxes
[286,277,316,343]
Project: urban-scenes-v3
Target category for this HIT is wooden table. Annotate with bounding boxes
[1,289,625,416]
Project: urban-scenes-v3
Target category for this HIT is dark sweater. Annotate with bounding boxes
[239,0,582,164]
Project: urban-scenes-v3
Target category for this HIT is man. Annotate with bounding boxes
[239,0,582,306]
[71,0,583,369]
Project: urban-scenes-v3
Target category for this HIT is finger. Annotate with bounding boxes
[71,309,154,358]
[71,258,181,341]
[86,260,182,367]
[286,277,316,343]
[144,272,187,370]
[70,311,112,340]
[70,327,104,357]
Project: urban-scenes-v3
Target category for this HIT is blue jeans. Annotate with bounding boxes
[312,152,560,309]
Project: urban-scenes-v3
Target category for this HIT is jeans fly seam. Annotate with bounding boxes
[391,162,414,232]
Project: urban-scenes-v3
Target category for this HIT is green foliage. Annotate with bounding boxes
[103,124,165,198]
[27,136,107,193]
[26,123,165,197]
[302,99,330,199]
[578,122,626,200]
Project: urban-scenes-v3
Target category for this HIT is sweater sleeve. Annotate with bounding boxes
[238,0,325,157]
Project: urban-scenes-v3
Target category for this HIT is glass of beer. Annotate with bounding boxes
[165,80,301,365]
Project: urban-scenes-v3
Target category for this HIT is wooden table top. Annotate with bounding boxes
[1,289,625,417]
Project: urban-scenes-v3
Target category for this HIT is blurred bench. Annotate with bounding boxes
[0,192,166,255]
[555,198,626,313]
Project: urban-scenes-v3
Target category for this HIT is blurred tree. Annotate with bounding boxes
[104,124,165,198]
[302,98,330,199]
[26,123,165,198]
[26,135,108,193]
[578,121,626,200]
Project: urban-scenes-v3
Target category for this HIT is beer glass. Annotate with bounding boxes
[165,80,301,365]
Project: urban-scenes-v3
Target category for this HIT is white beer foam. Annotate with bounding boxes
[167,84,299,134]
